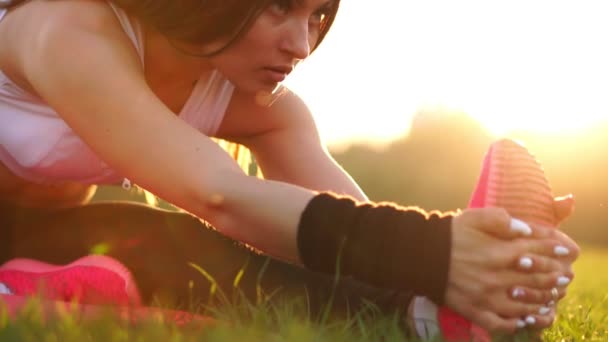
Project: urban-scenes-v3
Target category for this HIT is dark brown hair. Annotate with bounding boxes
[1,0,340,56]
[112,0,340,56]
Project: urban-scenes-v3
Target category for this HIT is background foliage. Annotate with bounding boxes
[332,109,608,246]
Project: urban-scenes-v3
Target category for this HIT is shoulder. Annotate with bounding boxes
[0,0,139,92]
[0,0,119,33]
[218,86,320,143]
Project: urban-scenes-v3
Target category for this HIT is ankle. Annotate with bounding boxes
[0,282,12,295]
[407,296,439,340]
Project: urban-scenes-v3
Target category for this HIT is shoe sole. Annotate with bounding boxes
[476,139,556,226]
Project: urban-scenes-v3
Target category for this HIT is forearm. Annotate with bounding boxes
[298,193,453,303]
[250,140,368,202]
[187,174,452,303]
[193,173,316,264]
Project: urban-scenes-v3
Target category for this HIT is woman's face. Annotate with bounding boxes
[206,0,335,95]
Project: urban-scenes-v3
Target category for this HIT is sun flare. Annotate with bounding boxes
[284,0,608,146]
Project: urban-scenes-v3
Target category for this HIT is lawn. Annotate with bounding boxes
[0,246,606,341]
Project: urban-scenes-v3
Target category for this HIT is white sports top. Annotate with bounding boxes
[0,2,235,185]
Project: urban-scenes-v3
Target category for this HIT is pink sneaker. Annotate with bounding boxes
[437,138,559,341]
[0,255,141,306]
[0,255,216,327]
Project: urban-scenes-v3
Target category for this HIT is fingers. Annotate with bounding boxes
[447,287,531,335]
[470,289,559,334]
[505,271,573,296]
[490,298,549,319]
[468,304,553,334]
[457,199,579,259]
[457,286,560,333]
[446,274,561,334]
[472,310,523,334]
[487,238,576,270]
[447,207,575,335]
[526,308,556,329]
[458,272,561,318]
[514,254,564,273]
[458,208,533,239]
[510,286,567,304]
[516,237,578,265]
[528,225,580,259]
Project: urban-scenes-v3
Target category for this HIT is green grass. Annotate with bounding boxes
[0,247,606,342]
[542,246,608,341]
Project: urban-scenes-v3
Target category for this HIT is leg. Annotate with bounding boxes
[1,201,412,317]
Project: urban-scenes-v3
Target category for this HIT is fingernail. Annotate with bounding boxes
[554,246,570,256]
[525,315,536,325]
[547,300,556,307]
[557,276,571,287]
[539,306,551,315]
[516,319,526,329]
[510,218,532,236]
[518,257,533,269]
[512,288,525,299]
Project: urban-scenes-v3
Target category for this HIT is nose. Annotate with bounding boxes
[279,19,312,60]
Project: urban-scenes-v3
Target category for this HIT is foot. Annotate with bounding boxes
[0,255,219,327]
[0,255,141,306]
[412,139,559,341]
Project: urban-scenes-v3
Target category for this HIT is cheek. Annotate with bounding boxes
[212,50,258,87]
[309,36,319,50]
[239,16,280,51]
[221,38,271,74]
[243,30,275,52]
[215,40,261,73]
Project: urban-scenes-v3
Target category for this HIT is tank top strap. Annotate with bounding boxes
[179,70,235,136]
[107,2,145,66]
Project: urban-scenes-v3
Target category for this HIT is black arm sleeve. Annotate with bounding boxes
[297,192,453,305]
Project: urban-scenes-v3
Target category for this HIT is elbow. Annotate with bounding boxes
[184,166,247,219]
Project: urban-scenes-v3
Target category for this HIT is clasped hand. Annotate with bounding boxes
[446,196,579,333]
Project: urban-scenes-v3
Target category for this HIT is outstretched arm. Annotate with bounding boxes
[219,86,367,201]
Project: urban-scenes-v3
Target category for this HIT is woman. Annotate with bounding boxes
[0,0,578,337]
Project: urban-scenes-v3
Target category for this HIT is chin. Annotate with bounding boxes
[235,79,281,96]
[252,84,284,107]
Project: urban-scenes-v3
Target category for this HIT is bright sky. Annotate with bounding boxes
[284,0,608,148]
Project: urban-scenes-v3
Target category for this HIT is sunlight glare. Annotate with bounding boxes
[284,0,608,146]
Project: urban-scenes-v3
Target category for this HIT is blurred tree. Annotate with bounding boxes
[333,110,608,247]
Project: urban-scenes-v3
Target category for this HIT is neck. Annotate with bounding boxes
[143,27,214,85]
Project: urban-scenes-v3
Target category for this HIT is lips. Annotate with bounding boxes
[267,65,293,75]
[263,65,293,83]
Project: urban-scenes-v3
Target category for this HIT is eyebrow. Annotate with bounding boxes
[295,0,335,10]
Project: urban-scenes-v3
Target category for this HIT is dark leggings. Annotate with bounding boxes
[0,201,413,318]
